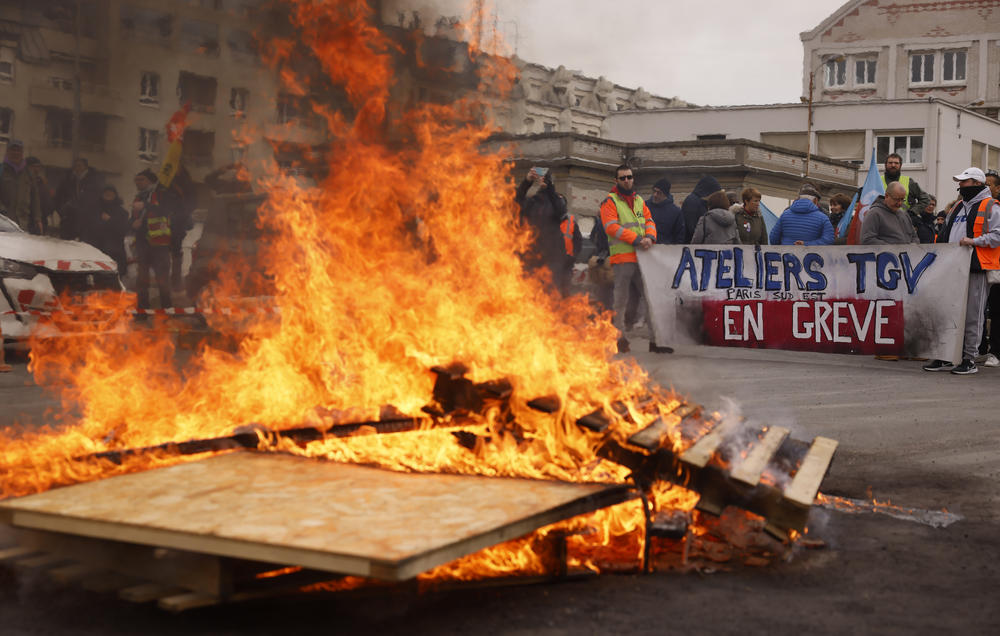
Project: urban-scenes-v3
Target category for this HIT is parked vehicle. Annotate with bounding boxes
[0,213,124,344]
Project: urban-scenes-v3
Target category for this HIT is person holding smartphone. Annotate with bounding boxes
[515,166,577,294]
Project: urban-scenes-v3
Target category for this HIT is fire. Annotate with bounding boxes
[1,0,721,579]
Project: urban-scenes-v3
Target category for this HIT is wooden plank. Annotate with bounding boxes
[1,453,634,582]
[679,428,724,468]
[0,546,37,562]
[80,572,136,593]
[626,417,667,451]
[159,592,220,613]
[783,437,839,507]
[48,562,102,584]
[120,582,187,603]
[13,553,69,570]
[14,528,228,596]
[730,426,790,487]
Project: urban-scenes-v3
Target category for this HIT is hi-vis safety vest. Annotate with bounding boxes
[881,175,911,210]
[144,190,172,246]
[560,214,577,257]
[938,198,1000,270]
[604,193,653,263]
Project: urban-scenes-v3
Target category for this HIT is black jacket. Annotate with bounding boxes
[681,175,721,243]
[647,194,686,245]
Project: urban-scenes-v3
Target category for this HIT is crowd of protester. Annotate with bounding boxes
[516,158,1000,369]
[0,140,195,311]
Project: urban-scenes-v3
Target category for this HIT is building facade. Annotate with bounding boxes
[605,98,1000,204]
[801,0,1000,120]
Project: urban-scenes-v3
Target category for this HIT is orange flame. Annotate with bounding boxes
[0,0,706,578]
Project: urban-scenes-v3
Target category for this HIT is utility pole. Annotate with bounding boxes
[71,0,81,164]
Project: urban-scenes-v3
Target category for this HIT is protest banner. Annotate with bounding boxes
[637,244,971,361]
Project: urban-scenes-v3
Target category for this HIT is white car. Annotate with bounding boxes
[0,213,124,344]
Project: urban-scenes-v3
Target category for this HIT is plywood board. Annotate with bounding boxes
[0,452,632,581]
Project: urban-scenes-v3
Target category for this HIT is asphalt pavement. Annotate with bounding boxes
[0,342,997,634]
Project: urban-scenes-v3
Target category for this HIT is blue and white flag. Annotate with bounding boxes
[846,149,885,244]
[760,201,780,236]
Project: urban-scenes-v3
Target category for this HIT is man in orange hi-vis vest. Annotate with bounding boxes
[923,167,1000,375]
[599,164,665,354]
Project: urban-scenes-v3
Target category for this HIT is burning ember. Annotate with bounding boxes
[0,0,819,586]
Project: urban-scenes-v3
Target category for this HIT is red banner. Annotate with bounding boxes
[702,299,904,354]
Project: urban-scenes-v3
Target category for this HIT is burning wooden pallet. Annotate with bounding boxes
[0,365,838,610]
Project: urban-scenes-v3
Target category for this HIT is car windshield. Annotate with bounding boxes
[0,214,23,233]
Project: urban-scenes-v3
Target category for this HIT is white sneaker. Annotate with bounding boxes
[984,354,1000,367]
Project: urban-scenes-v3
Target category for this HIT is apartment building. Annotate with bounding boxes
[0,0,324,198]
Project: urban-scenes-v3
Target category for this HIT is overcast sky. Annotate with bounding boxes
[387,0,850,106]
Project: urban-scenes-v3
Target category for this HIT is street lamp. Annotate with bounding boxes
[803,55,844,179]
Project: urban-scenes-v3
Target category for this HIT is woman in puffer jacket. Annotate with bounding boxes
[691,190,741,244]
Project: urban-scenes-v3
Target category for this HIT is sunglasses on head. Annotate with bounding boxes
[987,170,999,178]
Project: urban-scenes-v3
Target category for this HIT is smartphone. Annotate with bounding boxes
[532,167,548,177]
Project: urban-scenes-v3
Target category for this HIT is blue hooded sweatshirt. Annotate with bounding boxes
[769,198,835,246]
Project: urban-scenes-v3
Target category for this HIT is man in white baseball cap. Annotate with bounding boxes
[924,166,1000,374]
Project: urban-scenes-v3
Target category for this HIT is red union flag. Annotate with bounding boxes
[701,299,904,354]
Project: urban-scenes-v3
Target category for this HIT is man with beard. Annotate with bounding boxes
[923,168,1000,375]
[599,164,663,354]
[881,153,930,223]
[515,166,572,294]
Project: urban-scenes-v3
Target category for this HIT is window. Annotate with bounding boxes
[276,93,299,124]
[696,134,727,141]
[120,6,173,41]
[876,133,924,165]
[942,50,966,83]
[230,144,247,163]
[229,88,249,117]
[181,130,215,166]
[543,122,555,133]
[0,47,13,83]
[0,108,12,144]
[910,53,934,84]
[138,128,159,161]
[854,58,876,86]
[45,110,73,147]
[180,19,219,56]
[824,58,847,88]
[139,72,159,106]
[177,72,217,113]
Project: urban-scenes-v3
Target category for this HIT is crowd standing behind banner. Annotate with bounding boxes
[521,159,1000,373]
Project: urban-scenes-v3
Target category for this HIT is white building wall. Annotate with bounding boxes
[604,99,1000,198]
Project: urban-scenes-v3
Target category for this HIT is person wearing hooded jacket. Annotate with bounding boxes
[769,185,834,246]
[93,185,130,277]
[923,167,1000,375]
[691,191,740,244]
[681,175,722,243]
[647,177,685,245]
[515,167,573,294]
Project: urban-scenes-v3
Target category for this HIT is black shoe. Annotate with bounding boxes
[617,337,630,353]
[922,359,953,372]
[649,343,674,354]
[951,359,978,375]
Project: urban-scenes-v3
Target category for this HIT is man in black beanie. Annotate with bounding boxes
[647,177,685,245]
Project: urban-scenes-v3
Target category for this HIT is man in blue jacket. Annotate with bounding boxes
[647,177,685,245]
[769,184,835,246]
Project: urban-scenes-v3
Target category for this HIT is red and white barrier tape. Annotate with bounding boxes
[2,306,280,317]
